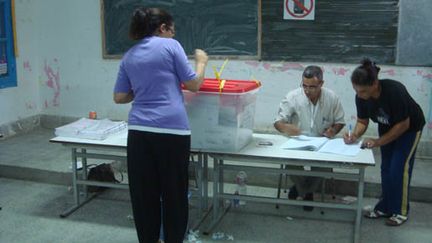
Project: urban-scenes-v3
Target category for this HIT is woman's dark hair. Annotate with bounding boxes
[351,58,381,86]
[129,7,173,40]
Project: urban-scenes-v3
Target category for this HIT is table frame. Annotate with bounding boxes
[203,133,374,243]
[50,135,209,220]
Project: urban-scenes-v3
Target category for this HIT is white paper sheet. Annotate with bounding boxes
[317,138,362,156]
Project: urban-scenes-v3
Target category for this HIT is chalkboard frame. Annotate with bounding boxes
[101,0,262,59]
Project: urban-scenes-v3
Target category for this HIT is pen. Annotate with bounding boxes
[348,124,352,138]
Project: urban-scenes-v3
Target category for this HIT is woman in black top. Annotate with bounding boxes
[344,58,425,226]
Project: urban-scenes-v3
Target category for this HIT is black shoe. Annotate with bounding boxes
[303,193,314,211]
[288,185,298,200]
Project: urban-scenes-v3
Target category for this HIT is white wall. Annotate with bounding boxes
[1,0,431,141]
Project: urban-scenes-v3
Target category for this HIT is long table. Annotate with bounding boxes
[206,133,375,243]
[51,132,375,243]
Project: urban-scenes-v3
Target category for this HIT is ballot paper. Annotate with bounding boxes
[55,118,127,140]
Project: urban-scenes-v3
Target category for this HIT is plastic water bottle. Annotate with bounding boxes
[234,171,247,206]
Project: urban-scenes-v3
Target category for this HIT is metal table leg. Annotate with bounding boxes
[354,168,365,243]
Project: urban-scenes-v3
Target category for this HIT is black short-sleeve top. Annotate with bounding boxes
[355,79,425,135]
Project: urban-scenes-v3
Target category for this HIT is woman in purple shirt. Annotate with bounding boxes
[113,7,208,243]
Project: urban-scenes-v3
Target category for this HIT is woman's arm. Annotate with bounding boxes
[113,91,134,104]
[183,49,208,92]
[364,117,410,148]
[343,118,369,144]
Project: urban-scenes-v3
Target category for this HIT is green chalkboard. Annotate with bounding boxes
[101,0,258,58]
[261,0,399,64]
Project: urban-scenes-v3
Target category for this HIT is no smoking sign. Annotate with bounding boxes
[284,0,315,20]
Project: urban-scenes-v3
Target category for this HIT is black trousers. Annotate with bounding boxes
[127,130,190,243]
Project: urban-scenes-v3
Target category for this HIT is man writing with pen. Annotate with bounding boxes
[274,65,345,211]
[343,59,425,226]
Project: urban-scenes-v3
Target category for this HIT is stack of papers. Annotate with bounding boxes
[55,118,127,140]
[281,135,361,156]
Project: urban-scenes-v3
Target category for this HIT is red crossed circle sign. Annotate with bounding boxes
[285,0,314,18]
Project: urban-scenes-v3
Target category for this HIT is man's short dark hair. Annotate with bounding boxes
[302,65,323,81]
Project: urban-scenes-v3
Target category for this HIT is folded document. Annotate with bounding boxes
[55,118,127,140]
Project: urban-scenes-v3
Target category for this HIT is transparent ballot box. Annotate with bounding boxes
[183,79,260,151]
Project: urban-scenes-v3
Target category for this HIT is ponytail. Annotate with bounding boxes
[351,58,381,86]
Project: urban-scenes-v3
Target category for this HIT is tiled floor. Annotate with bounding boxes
[1,178,432,243]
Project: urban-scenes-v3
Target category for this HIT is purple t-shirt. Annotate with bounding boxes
[114,36,196,131]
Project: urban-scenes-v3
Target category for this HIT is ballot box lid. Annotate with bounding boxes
[184,78,260,93]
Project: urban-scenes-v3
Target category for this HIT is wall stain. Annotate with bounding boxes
[23,61,32,72]
[262,62,304,72]
[331,67,350,76]
[244,61,260,68]
[25,102,36,110]
[44,59,61,107]
[414,70,432,130]
[381,69,395,76]
[417,70,432,80]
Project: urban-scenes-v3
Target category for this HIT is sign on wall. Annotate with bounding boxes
[283,0,315,20]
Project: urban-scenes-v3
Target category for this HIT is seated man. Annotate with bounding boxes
[274,65,345,211]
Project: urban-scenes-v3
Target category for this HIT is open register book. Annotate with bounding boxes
[281,135,362,156]
[281,135,329,151]
[55,118,127,140]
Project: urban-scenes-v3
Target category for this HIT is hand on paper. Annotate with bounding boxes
[343,132,358,144]
[322,127,335,138]
[286,126,301,136]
